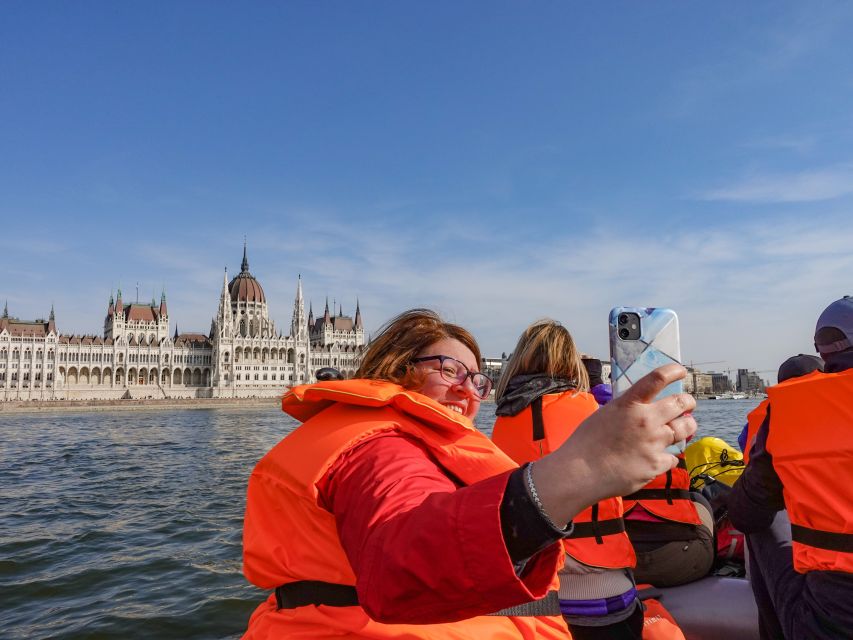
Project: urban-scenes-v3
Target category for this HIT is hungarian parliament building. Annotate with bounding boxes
[0,246,366,401]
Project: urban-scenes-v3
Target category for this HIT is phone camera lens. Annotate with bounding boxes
[618,328,630,339]
[618,314,628,326]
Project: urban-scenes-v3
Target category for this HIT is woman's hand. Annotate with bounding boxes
[531,364,696,527]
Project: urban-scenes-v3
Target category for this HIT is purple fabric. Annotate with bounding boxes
[590,383,613,406]
[559,587,637,617]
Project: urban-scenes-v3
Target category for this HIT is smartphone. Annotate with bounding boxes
[609,307,685,454]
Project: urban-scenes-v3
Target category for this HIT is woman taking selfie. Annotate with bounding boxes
[241,309,696,639]
[492,320,641,640]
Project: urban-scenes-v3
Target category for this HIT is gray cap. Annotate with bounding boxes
[814,296,853,354]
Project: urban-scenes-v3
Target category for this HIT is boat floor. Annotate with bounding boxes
[649,576,758,640]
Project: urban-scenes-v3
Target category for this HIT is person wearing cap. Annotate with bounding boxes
[729,296,853,639]
[737,354,824,464]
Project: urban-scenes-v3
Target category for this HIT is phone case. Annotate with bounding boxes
[609,307,682,400]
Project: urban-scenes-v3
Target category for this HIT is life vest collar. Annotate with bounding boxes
[282,379,476,434]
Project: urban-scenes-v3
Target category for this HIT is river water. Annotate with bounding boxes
[1,398,759,639]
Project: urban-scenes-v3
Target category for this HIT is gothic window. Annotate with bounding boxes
[128,333,133,342]
[224,352,230,363]
[150,334,155,343]
[240,319,247,338]
[47,372,53,381]
[138,333,145,344]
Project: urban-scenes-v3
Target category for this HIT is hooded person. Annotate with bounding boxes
[728,296,853,639]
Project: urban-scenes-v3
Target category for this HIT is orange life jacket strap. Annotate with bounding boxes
[623,488,692,503]
[275,581,562,616]
[566,517,626,543]
[791,524,853,553]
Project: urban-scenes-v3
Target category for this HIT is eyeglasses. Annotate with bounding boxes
[411,355,493,399]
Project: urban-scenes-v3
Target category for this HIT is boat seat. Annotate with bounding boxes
[653,576,759,640]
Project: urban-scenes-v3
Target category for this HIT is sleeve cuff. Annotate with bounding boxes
[501,465,573,563]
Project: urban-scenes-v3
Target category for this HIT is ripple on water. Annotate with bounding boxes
[1,401,757,639]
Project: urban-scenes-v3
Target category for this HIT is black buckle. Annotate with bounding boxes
[275,581,359,609]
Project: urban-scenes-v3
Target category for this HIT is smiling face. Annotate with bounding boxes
[413,337,482,420]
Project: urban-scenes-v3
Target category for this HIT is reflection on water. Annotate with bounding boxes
[0,399,758,639]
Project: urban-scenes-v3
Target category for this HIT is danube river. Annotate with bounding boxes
[1,399,759,639]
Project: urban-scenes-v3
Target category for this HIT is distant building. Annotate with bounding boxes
[0,244,366,401]
[601,361,612,384]
[736,368,765,394]
[709,372,731,393]
[684,368,732,395]
[481,353,509,394]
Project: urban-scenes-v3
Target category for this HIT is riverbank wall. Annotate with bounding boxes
[0,396,281,414]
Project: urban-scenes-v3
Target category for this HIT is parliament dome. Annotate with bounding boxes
[229,245,266,304]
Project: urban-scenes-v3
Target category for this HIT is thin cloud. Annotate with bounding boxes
[700,165,853,203]
[0,238,69,255]
[5,208,850,379]
[665,5,853,119]
[741,134,818,154]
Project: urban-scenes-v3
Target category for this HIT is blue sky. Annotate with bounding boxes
[2,2,852,378]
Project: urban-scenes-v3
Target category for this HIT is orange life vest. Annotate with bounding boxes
[765,368,853,574]
[242,379,570,639]
[744,371,824,464]
[623,457,702,526]
[742,398,769,465]
[492,392,636,569]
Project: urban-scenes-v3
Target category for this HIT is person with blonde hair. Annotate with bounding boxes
[241,309,696,639]
[492,319,642,639]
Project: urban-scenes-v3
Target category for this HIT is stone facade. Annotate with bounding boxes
[0,246,366,401]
